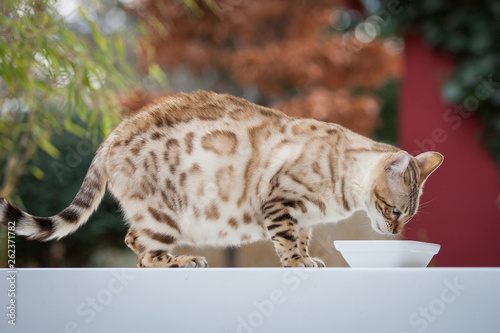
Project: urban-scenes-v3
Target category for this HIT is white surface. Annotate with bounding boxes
[334,240,441,267]
[1,267,499,333]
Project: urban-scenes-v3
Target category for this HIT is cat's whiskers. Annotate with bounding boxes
[404,216,415,225]
[419,197,436,208]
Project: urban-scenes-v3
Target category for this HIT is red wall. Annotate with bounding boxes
[400,36,500,266]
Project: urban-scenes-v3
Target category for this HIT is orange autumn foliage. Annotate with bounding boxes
[273,88,380,137]
[126,0,401,137]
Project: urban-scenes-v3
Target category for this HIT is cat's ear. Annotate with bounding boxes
[385,151,410,176]
[384,151,411,192]
[415,152,443,185]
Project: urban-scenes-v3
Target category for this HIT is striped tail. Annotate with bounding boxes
[0,151,107,241]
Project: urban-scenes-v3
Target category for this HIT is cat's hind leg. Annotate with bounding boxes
[125,227,207,268]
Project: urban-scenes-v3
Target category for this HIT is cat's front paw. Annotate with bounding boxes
[311,257,326,267]
[284,256,319,268]
[173,256,208,268]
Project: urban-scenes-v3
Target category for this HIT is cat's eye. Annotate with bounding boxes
[392,207,401,216]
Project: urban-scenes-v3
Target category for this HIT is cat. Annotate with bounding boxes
[0,91,443,268]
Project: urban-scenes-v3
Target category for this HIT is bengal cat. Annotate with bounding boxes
[0,91,443,267]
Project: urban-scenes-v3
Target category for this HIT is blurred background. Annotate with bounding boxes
[0,0,499,268]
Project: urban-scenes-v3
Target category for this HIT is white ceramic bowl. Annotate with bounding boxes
[333,240,441,267]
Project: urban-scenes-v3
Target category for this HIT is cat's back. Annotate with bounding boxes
[102,91,294,193]
[115,91,285,135]
[106,91,299,167]
[103,91,355,178]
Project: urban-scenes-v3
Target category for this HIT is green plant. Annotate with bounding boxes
[378,0,500,162]
[0,0,164,266]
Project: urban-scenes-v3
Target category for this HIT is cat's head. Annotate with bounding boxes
[366,151,443,235]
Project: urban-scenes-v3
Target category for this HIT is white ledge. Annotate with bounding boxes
[2,267,499,332]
